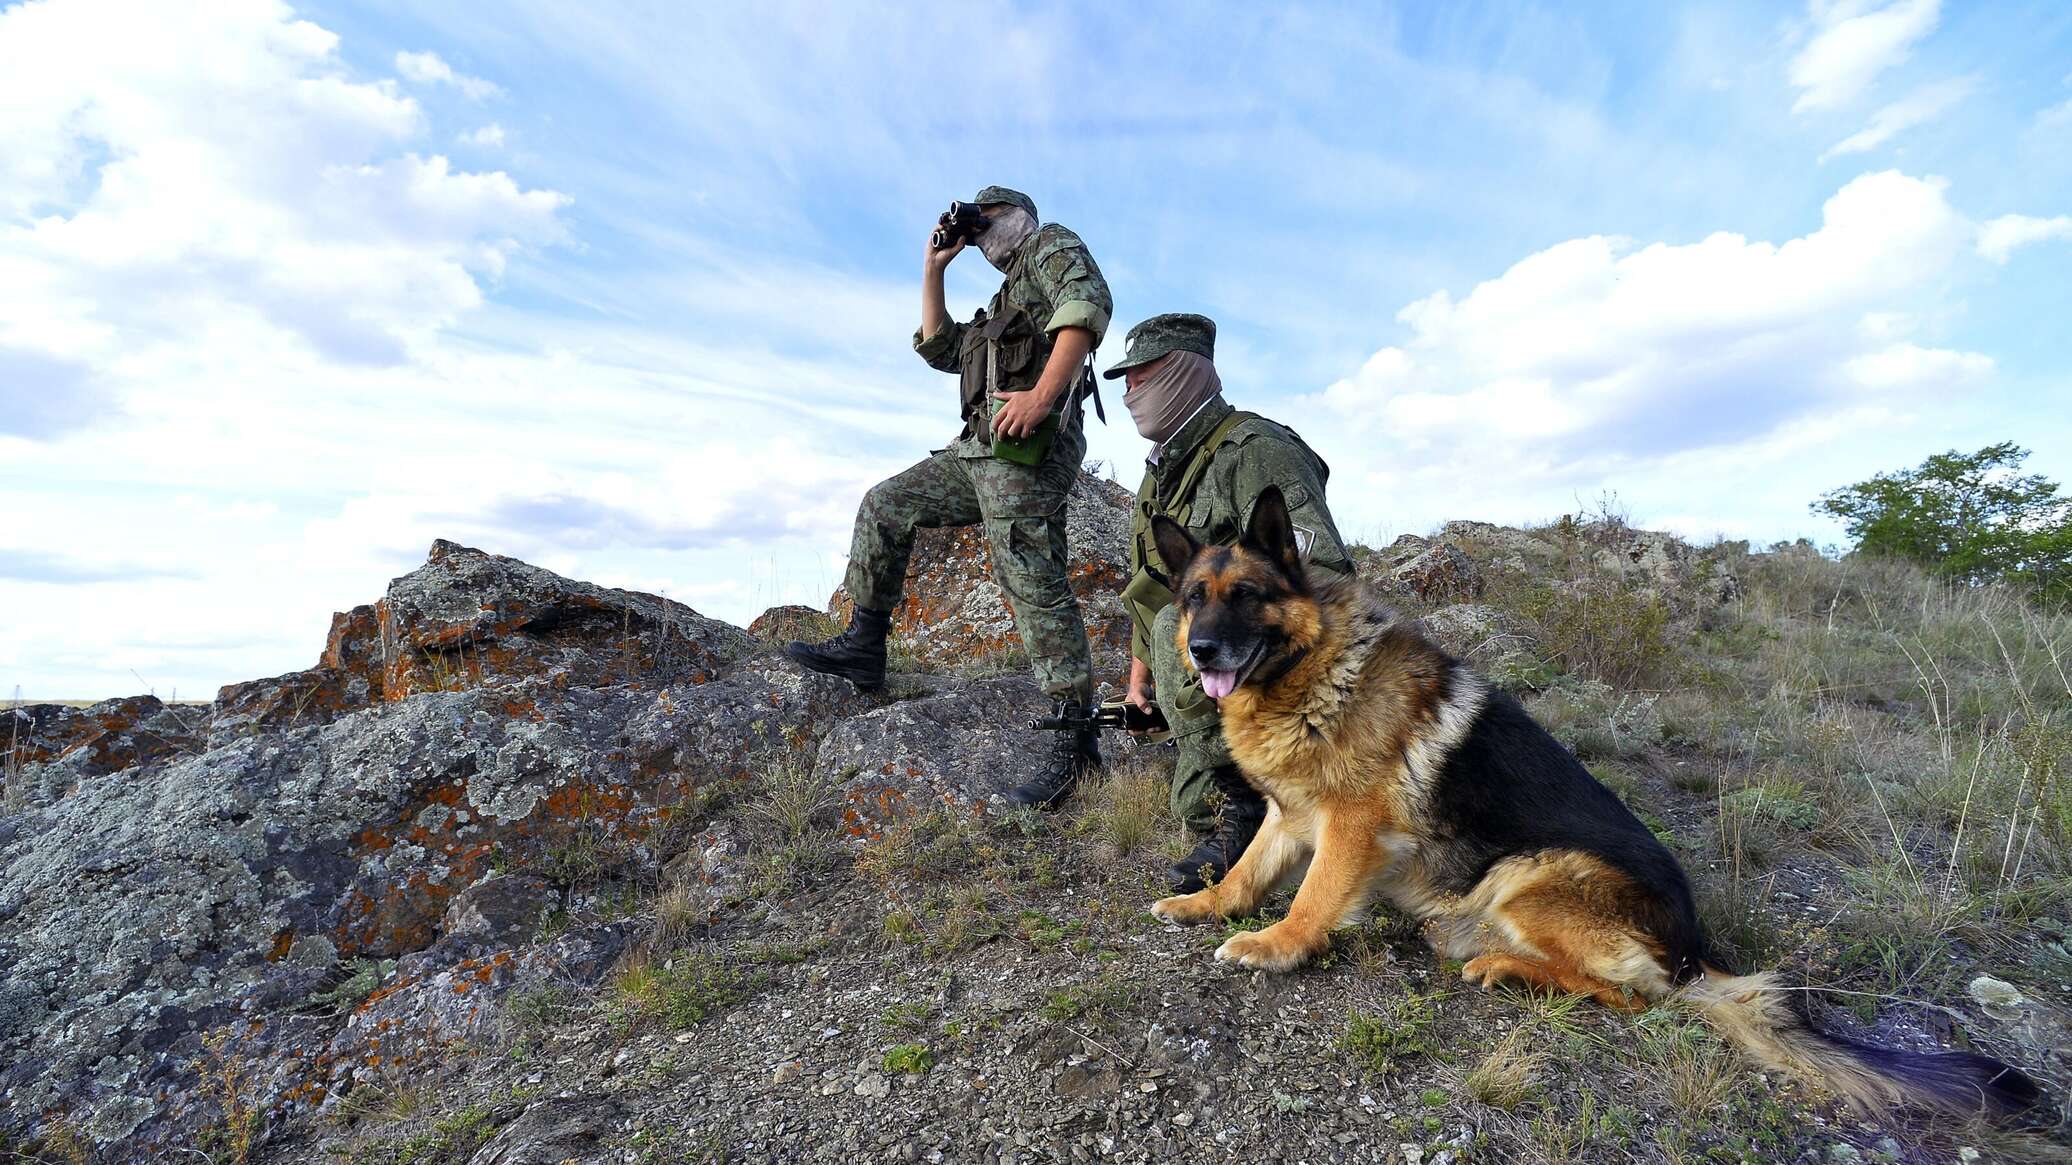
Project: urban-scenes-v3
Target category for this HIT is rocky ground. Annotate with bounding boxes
[3,475,2067,1165]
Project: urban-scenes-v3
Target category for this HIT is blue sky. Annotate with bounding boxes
[2,0,2068,699]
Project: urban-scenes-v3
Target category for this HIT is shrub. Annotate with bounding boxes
[1517,577,1675,690]
[1815,442,2072,604]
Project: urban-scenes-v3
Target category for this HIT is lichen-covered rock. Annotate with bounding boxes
[1607,532,1741,608]
[2,696,206,806]
[438,873,558,949]
[1439,521,1562,566]
[208,667,361,747]
[1377,533,1431,566]
[0,657,870,1160]
[811,676,1056,823]
[464,1096,627,1165]
[318,923,633,1106]
[828,471,1134,672]
[209,541,758,744]
[378,539,757,697]
[1419,604,1542,687]
[1391,543,1486,603]
[1420,604,1532,658]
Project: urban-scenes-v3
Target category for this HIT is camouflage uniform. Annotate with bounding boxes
[1112,317,1352,830]
[843,186,1112,703]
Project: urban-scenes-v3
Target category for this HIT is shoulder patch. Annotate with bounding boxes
[1041,248,1085,282]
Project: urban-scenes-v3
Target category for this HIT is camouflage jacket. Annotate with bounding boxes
[1124,397,1353,665]
[912,224,1112,456]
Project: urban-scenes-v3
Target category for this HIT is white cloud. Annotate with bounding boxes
[1977,213,2072,263]
[1789,0,1941,113]
[0,0,568,421]
[1820,75,1972,158]
[1841,342,1990,389]
[460,123,507,148]
[1307,171,1983,486]
[394,48,502,100]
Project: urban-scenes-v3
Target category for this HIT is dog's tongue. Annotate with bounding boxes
[1200,669,1238,699]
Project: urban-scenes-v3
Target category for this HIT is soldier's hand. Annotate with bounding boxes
[990,389,1051,439]
[1126,658,1155,723]
[925,227,965,271]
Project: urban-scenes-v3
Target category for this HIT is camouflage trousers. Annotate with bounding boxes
[1149,602,1236,833]
[843,422,1094,704]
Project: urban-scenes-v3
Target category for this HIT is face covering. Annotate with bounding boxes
[978,207,1037,271]
[1126,350,1223,448]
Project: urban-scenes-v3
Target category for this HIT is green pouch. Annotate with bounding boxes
[989,405,1058,466]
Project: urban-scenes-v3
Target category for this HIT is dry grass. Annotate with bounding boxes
[651,879,705,952]
[1464,1025,1551,1109]
[1074,758,1183,859]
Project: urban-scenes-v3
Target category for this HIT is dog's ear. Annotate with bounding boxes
[1243,484,1307,588]
[1150,514,1201,582]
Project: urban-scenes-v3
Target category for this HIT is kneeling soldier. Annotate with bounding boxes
[1106,314,1353,892]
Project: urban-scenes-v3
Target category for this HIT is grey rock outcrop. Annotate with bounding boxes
[1419,604,1541,686]
[812,676,1056,821]
[1390,543,1486,603]
[3,696,206,807]
[0,519,1091,1161]
[210,540,758,745]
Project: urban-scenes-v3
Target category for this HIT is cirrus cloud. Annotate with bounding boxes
[1789,0,1942,114]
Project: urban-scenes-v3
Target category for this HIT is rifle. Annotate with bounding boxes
[1029,698,1171,740]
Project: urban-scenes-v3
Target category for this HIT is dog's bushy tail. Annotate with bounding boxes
[1680,964,2043,1116]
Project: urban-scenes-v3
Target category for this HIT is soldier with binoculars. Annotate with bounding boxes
[787,187,1116,805]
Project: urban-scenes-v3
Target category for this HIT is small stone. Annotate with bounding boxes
[1967,975,2024,1019]
[855,1073,892,1099]
[1401,1146,1424,1165]
[773,1061,802,1084]
[1171,1112,1194,1128]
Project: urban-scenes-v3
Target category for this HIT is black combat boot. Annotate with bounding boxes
[1006,697,1103,810]
[1168,764,1267,893]
[782,606,890,691]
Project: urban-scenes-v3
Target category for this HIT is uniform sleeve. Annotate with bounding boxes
[912,320,965,374]
[1221,435,1355,579]
[1029,230,1113,347]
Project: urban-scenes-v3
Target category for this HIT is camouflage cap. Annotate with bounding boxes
[1102,313,1217,379]
[973,185,1037,219]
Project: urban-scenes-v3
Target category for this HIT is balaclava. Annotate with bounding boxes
[1127,350,1224,451]
[979,207,1038,271]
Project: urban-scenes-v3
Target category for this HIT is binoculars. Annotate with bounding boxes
[931,201,990,250]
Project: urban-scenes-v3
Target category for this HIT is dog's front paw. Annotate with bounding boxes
[1213,924,1321,972]
[1150,891,1223,925]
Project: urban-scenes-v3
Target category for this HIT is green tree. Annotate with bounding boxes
[1815,442,2071,604]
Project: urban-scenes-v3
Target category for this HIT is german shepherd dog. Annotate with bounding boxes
[1146,486,2044,1116]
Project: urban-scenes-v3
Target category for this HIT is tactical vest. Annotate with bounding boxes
[1121,410,1260,620]
[957,248,1060,446]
